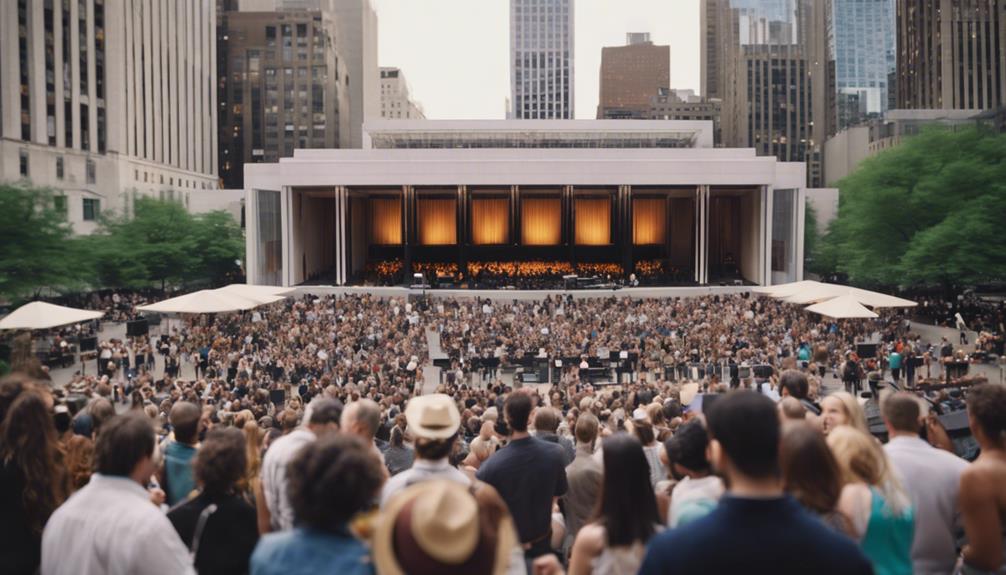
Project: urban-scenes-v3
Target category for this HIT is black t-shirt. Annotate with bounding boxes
[0,459,39,575]
[476,436,568,543]
[167,492,259,575]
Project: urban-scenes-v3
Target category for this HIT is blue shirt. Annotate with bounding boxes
[888,352,903,370]
[163,441,197,506]
[639,494,873,575]
[251,528,374,575]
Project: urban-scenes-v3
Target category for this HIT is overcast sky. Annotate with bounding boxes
[372,0,700,119]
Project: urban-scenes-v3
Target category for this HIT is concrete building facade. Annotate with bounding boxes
[596,35,670,120]
[510,0,574,119]
[217,7,350,189]
[380,67,425,120]
[1,0,219,234]
[896,0,1006,111]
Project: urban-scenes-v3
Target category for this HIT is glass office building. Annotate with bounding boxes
[510,0,574,119]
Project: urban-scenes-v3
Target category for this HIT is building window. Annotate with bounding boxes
[53,195,67,218]
[82,198,100,221]
[19,149,29,177]
[56,156,65,180]
[86,159,96,184]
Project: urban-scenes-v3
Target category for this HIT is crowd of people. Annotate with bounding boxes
[1,290,1004,575]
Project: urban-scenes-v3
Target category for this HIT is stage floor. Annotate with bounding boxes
[292,284,753,301]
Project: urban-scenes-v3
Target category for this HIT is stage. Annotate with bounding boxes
[292,284,753,301]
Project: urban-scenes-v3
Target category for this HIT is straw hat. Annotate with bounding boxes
[405,393,461,440]
[373,480,517,575]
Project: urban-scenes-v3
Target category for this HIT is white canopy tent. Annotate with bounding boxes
[137,288,284,314]
[0,301,104,331]
[805,295,880,319]
[218,283,296,302]
[751,280,823,297]
[778,283,917,308]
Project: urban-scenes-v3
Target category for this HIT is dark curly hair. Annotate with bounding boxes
[968,384,1006,446]
[193,428,247,496]
[287,434,384,532]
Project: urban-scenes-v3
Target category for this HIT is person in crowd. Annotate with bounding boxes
[568,434,660,575]
[477,391,568,560]
[828,425,914,575]
[168,427,259,575]
[820,391,870,436]
[628,417,666,488]
[260,398,342,531]
[341,398,386,466]
[778,396,808,422]
[41,413,194,575]
[374,480,521,575]
[251,434,385,575]
[780,421,852,535]
[638,392,873,575]
[534,407,575,465]
[0,384,71,575]
[881,392,967,575]
[161,401,202,506]
[778,370,822,416]
[663,419,723,528]
[383,426,414,476]
[959,383,1006,573]
[64,434,95,491]
[562,413,602,542]
[380,394,469,506]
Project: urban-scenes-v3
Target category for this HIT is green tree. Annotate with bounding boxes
[820,127,1006,289]
[804,202,819,274]
[189,210,245,285]
[0,183,90,300]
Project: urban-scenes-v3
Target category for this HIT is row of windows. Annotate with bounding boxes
[18,149,95,184]
[132,169,213,190]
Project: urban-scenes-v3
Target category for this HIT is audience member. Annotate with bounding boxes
[663,420,723,528]
[41,413,194,574]
[960,384,1006,573]
[534,407,575,465]
[639,392,872,574]
[820,391,870,436]
[780,422,852,535]
[162,401,202,506]
[562,413,602,542]
[250,435,385,575]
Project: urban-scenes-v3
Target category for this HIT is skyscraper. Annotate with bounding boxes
[702,0,834,186]
[832,0,895,129]
[380,67,425,120]
[510,0,574,119]
[597,35,670,119]
[217,6,350,189]
[1,0,219,233]
[896,0,1006,111]
[331,0,379,147]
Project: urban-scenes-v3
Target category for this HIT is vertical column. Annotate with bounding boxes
[795,188,806,282]
[763,186,774,286]
[339,186,349,285]
[85,0,96,153]
[246,189,258,284]
[620,185,632,275]
[694,187,701,284]
[30,0,46,143]
[0,2,18,139]
[697,185,711,285]
[402,185,413,282]
[458,185,467,281]
[280,186,291,287]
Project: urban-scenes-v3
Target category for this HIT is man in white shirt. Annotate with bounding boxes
[882,393,969,575]
[260,398,343,531]
[380,393,469,506]
[41,413,194,575]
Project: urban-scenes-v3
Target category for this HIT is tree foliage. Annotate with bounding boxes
[0,183,89,299]
[819,127,1006,288]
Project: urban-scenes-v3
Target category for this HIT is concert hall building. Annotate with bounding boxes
[244,120,812,288]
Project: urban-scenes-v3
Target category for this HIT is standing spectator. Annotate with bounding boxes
[168,428,259,575]
[161,401,202,506]
[477,392,568,560]
[341,398,386,466]
[882,393,967,575]
[628,418,666,488]
[534,407,575,465]
[780,422,852,535]
[820,391,870,437]
[639,392,872,575]
[260,398,342,531]
[779,370,822,416]
[562,413,602,541]
[380,394,469,506]
[663,420,723,528]
[250,435,385,575]
[888,347,903,383]
[959,384,1006,573]
[383,426,414,477]
[828,426,914,575]
[568,434,659,575]
[0,386,71,575]
[41,413,194,575]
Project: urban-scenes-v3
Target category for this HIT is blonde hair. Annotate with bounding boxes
[827,426,911,516]
[824,391,870,435]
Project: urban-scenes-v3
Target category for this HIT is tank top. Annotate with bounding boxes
[861,487,914,575]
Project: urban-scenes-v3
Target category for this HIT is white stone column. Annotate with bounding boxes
[764,186,774,287]
[795,187,806,281]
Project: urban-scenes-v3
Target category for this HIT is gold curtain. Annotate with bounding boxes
[417,198,457,245]
[369,198,402,244]
[575,197,611,245]
[471,198,509,245]
[521,198,561,245]
[633,198,666,245]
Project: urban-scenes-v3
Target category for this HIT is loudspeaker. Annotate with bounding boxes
[126,319,149,337]
[78,337,98,352]
[856,343,878,358]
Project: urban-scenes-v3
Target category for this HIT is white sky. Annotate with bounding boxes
[372,0,700,119]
